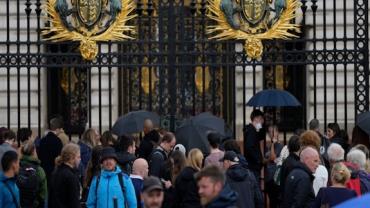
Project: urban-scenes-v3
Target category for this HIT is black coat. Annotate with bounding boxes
[205,184,238,208]
[49,163,81,208]
[226,164,263,208]
[243,124,263,172]
[148,147,170,180]
[38,132,63,183]
[280,153,300,195]
[117,151,136,174]
[282,162,315,208]
[174,167,202,208]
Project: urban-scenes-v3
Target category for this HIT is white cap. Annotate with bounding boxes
[174,144,186,155]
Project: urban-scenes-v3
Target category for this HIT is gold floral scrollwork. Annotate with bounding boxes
[195,66,211,94]
[141,67,158,95]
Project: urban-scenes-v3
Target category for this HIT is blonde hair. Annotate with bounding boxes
[81,128,97,148]
[331,162,351,185]
[187,148,204,171]
[55,143,80,166]
[21,139,36,156]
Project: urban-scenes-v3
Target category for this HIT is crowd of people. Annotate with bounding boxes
[0,110,369,208]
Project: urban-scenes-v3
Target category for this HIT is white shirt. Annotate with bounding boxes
[313,165,328,196]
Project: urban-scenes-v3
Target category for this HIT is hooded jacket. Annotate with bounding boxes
[226,164,263,208]
[86,166,137,208]
[20,155,48,208]
[0,173,20,208]
[174,167,202,208]
[282,162,315,208]
[205,184,238,208]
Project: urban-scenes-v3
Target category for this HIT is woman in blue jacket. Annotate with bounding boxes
[87,147,137,208]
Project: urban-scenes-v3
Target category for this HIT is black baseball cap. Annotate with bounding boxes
[219,151,239,162]
[142,176,163,193]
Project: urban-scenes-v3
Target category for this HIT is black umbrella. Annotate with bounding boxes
[192,112,225,135]
[175,120,213,155]
[112,110,160,136]
[357,111,370,136]
[246,89,301,107]
[175,113,225,154]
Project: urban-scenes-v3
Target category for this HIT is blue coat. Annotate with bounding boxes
[87,166,137,208]
[0,173,20,208]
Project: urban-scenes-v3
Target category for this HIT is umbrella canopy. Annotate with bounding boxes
[246,89,301,107]
[192,112,225,135]
[175,121,213,155]
[357,111,370,136]
[175,113,225,154]
[112,110,160,136]
[335,193,370,208]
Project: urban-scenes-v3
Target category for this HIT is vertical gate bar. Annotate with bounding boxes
[148,0,154,112]
[191,0,196,115]
[354,0,370,118]
[98,52,102,134]
[35,0,42,136]
[108,42,112,129]
[252,60,256,95]
[201,0,206,112]
[137,0,143,111]
[88,67,92,128]
[17,0,21,130]
[311,0,317,119]
[232,43,236,139]
[211,45,216,115]
[301,0,307,129]
[6,0,10,129]
[68,66,72,140]
[178,0,186,116]
[343,0,348,131]
[242,52,246,131]
[323,0,327,130]
[168,0,177,131]
[157,1,164,116]
[333,0,338,123]
[25,0,32,129]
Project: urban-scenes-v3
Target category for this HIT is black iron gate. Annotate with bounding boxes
[0,0,368,137]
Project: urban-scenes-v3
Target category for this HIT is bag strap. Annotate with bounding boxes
[2,180,20,208]
[118,172,128,208]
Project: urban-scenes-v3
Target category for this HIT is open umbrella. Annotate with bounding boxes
[246,89,301,107]
[357,111,370,136]
[112,110,160,136]
[335,193,370,208]
[176,113,225,154]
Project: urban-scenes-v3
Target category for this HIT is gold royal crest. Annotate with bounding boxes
[42,0,136,60]
[207,0,301,59]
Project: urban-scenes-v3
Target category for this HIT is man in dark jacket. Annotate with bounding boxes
[222,151,263,208]
[138,119,160,161]
[38,117,64,185]
[243,109,264,181]
[148,132,176,180]
[283,147,320,208]
[174,166,202,208]
[195,165,238,208]
[116,134,137,174]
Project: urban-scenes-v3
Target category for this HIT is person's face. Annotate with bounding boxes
[102,158,117,171]
[73,152,81,168]
[198,177,222,206]
[142,163,149,177]
[94,130,101,144]
[223,160,231,170]
[327,128,334,139]
[164,139,176,153]
[142,190,164,208]
[128,142,136,154]
[304,153,320,173]
[11,158,20,175]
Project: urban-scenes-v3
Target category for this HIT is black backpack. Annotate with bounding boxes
[16,162,40,207]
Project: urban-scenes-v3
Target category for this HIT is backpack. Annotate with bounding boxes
[16,162,40,207]
[95,172,128,208]
[346,177,362,196]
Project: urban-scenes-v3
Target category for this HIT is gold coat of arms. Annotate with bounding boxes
[207,0,301,59]
[42,0,136,60]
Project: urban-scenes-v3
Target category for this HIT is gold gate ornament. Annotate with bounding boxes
[207,0,301,59]
[42,0,136,60]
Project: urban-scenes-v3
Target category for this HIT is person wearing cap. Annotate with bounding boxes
[86,147,137,208]
[141,176,164,208]
[222,151,263,208]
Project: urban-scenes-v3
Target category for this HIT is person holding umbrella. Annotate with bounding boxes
[243,109,265,182]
